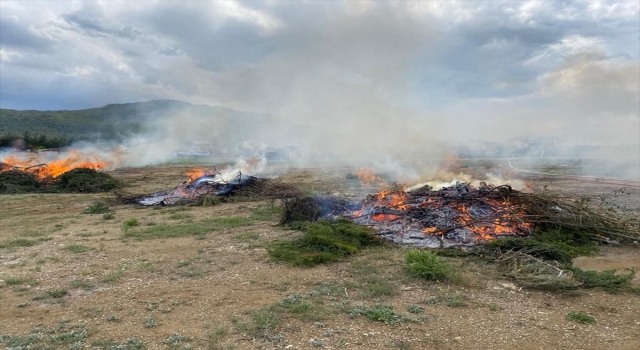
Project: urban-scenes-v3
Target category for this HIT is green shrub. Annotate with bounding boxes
[268,219,383,267]
[404,249,452,281]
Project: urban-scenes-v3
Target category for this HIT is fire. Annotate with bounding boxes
[372,213,401,221]
[344,182,533,246]
[185,168,210,182]
[422,227,439,234]
[355,168,386,186]
[373,190,410,210]
[1,151,110,180]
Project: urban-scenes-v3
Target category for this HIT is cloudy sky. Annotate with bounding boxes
[1,0,638,146]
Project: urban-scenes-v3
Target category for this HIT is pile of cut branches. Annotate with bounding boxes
[0,168,118,193]
[505,187,640,243]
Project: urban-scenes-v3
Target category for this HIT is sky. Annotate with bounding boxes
[0,0,639,146]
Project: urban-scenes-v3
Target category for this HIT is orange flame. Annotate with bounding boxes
[185,168,209,182]
[358,185,533,242]
[422,227,438,234]
[373,191,410,210]
[1,151,109,180]
[372,214,401,221]
[355,168,386,186]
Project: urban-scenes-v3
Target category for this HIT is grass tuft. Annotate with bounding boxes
[404,249,453,281]
[121,218,139,232]
[233,309,283,341]
[83,202,110,214]
[47,289,68,298]
[349,304,405,324]
[0,237,50,249]
[62,245,91,253]
[4,277,37,286]
[566,311,595,324]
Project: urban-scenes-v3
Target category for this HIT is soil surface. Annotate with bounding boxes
[1,164,639,350]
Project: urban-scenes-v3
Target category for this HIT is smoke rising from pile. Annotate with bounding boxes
[113,4,448,183]
[115,3,638,184]
[3,1,638,185]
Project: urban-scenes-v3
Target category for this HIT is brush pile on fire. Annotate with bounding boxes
[120,162,639,248]
[121,167,300,206]
[341,183,534,248]
[281,181,639,248]
[0,152,116,193]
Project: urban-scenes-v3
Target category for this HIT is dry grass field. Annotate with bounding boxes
[1,164,639,350]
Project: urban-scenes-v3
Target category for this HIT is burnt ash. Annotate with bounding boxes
[138,172,255,205]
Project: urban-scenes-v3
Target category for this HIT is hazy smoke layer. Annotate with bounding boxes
[2,1,638,183]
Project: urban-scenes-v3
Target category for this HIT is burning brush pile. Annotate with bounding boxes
[283,181,639,249]
[119,163,638,250]
[124,167,300,206]
[341,183,534,248]
[0,152,117,193]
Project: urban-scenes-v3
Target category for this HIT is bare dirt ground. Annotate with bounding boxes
[1,164,639,350]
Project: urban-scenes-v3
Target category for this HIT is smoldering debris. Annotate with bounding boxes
[277,181,639,248]
[123,169,301,206]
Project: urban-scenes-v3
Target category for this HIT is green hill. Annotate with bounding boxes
[0,100,325,147]
[1,100,201,140]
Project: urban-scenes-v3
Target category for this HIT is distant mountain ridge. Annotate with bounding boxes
[0,100,323,146]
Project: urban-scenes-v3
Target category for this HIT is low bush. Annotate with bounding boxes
[404,249,453,281]
[268,219,383,267]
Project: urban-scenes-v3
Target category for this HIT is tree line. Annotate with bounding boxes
[0,132,72,150]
